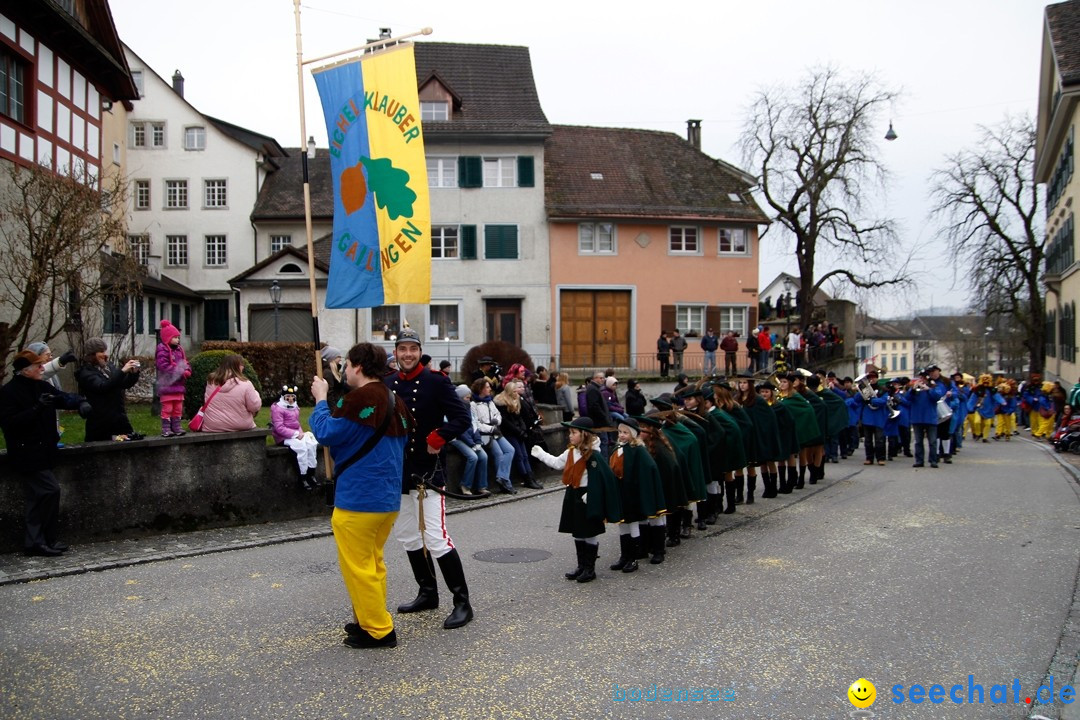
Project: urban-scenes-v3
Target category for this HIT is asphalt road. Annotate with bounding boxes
[2,438,1078,720]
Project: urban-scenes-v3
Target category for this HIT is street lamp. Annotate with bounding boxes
[269,280,282,341]
[983,326,993,373]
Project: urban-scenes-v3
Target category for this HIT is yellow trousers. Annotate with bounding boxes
[332,508,399,640]
[994,414,1016,438]
[967,414,981,438]
[1031,413,1056,438]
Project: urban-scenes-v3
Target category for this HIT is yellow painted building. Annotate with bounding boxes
[1038,0,1080,383]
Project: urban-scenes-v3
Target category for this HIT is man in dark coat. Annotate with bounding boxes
[585,370,615,458]
[0,350,90,556]
[386,329,475,629]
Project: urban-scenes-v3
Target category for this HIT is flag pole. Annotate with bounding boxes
[293,0,335,483]
[293,0,322,378]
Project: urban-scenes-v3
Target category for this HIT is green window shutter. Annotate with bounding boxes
[484,225,519,259]
[458,156,482,188]
[460,225,477,259]
[517,156,534,188]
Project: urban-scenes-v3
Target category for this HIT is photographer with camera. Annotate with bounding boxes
[0,349,92,556]
[469,356,503,395]
[74,337,142,442]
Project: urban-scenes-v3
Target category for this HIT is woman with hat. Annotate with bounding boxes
[320,346,348,408]
[634,414,684,558]
[607,418,664,574]
[74,337,141,442]
[777,373,823,489]
[530,417,621,583]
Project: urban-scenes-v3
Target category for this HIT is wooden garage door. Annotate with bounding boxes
[560,290,631,368]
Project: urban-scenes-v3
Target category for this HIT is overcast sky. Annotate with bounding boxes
[109,0,1049,317]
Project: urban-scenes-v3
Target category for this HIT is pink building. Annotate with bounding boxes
[544,122,768,372]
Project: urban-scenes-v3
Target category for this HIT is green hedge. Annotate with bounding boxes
[184,350,263,420]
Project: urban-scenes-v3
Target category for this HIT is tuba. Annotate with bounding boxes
[854,373,875,401]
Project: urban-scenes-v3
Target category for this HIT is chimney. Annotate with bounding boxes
[172,70,184,98]
[687,119,701,150]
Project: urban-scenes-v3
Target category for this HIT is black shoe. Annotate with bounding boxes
[943,457,952,464]
[24,545,63,557]
[930,463,939,468]
[913,463,924,468]
[48,542,69,553]
[499,479,518,495]
[343,628,397,649]
[523,476,543,490]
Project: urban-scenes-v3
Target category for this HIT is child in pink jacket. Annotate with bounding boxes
[271,384,319,489]
[155,320,190,437]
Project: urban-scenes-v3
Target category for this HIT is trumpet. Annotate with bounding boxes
[887,393,901,419]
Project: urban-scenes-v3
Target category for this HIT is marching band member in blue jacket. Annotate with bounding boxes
[852,370,889,465]
[966,382,1004,443]
[902,368,947,467]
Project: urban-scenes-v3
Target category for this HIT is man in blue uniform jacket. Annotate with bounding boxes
[385,329,475,629]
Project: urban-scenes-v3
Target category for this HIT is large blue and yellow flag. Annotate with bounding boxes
[312,44,430,308]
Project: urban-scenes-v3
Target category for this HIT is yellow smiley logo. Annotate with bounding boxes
[848,678,876,708]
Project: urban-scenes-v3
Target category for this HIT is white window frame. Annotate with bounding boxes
[370,305,402,342]
[133,179,150,210]
[270,234,292,254]
[166,235,188,267]
[203,178,227,208]
[165,179,188,209]
[426,156,457,188]
[431,225,459,259]
[131,70,144,98]
[675,304,707,338]
[578,222,615,255]
[427,302,461,341]
[131,122,145,148]
[717,305,748,338]
[669,225,701,255]
[184,126,206,151]
[717,227,748,255]
[420,101,448,121]
[128,234,150,265]
[482,156,516,188]
[151,122,165,148]
[204,235,227,267]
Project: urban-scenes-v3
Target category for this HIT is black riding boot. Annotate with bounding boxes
[565,540,586,580]
[723,481,738,514]
[648,525,666,564]
[695,500,708,530]
[523,472,542,490]
[746,475,757,504]
[622,536,639,573]
[705,492,720,524]
[397,549,439,613]
[680,508,693,538]
[666,518,681,547]
[577,542,598,583]
[610,534,633,571]
[796,465,806,490]
[734,474,744,504]
[762,472,777,498]
[436,548,474,629]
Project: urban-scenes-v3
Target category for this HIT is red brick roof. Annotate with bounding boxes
[1047,0,1080,87]
[544,125,768,223]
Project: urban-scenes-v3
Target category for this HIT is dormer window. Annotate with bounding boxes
[421,101,448,122]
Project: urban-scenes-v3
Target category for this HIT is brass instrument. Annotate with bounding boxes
[854,373,875,401]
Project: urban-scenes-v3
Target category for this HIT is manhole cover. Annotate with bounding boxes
[473,547,552,564]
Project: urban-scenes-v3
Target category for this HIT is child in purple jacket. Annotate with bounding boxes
[155,320,190,437]
[271,384,320,489]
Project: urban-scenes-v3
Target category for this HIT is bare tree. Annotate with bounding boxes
[741,67,911,324]
[929,115,1043,374]
[0,161,139,378]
